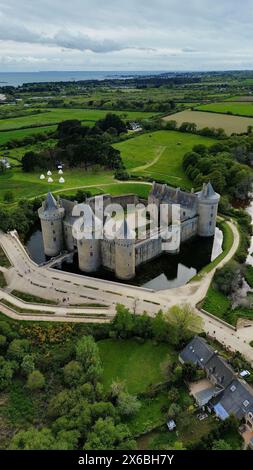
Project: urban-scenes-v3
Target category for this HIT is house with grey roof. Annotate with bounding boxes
[211,379,253,430]
[179,336,253,431]
[179,336,214,367]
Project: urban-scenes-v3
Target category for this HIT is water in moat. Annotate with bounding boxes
[25,227,223,291]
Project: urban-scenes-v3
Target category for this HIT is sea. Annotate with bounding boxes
[0,71,165,87]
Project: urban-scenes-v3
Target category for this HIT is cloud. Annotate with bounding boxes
[0,0,253,70]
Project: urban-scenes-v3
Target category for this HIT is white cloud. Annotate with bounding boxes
[0,0,253,70]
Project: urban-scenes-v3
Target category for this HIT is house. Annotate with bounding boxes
[212,379,253,429]
[179,337,253,430]
[179,336,214,368]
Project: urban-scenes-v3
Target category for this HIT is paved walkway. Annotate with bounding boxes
[1,222,253,364]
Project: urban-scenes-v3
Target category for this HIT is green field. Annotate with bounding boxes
[0,126,57,146]
[98,339,172,394]
[0,108,157,132]
[115,130,216,188]
[0,167,152,203]
[196,101,253,117]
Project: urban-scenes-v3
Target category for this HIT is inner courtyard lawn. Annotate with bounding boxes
[114,130,217,189]
[98,339,173,394]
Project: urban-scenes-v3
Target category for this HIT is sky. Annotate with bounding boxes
[0,0,253,72]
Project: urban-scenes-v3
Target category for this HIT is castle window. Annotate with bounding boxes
[53,237,56,242]
[210,213,213,218]
[209,221,212,226]
[90,252,93,257]
[51,222,54,226]
[53,230,55,234]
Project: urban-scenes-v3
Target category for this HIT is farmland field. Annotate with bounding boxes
[114,130,217,188]
[196,101,253,117]
[0,126,57,146]
[0,108,158,131]
[166,109,253,135]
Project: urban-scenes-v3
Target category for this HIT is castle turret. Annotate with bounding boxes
[76,213,102,273]
[197,182,220,237]
[115,219,136,280]
[38,192,65,256]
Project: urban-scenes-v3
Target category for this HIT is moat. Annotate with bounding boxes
[26,227,223,291]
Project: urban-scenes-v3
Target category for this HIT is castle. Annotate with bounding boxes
[38,181,220,280]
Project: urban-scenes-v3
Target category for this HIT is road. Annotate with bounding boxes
[1,222,253,364]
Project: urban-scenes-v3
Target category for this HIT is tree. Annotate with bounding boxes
[10,428,55,450]
[63,360,84,387]
[167,403,181,419]
[84,417,136,450]
[117,392,141,417]
[212,439,232,450]
[21,354,35,376]
[0,356,16,390]
[165,304,203,346]
[75,336,102,384]
[0,335,7,349]
[151,310,170,342]
[27,370,45,390]
[7,339,30,362]
[112,305,134,339]
[167,387,180,403]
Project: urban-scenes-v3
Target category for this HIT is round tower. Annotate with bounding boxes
[38,192,65,257]
[115,220,136,280]
[76,214,102,273]
[197,182,220,237]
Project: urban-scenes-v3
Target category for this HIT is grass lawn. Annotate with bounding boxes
[0,108,157,132]
[202,286,232,320]
[114,130,216,189]
[11,290,58,305]
[245,265,253,288]
[0,126,57,147]
[196,101,253,117]
[0,247,11,268]
[192,220,234,281]
[98,339,173,394]
[0,166,152,204]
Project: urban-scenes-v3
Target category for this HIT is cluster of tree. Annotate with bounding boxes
[111,303,203,349]
[165,119,227,138]
[213,260,244,296]
[15,74,201,94]
[21,115,126,173]
[182,141,253,200]
[1,130,54,150]
[0,321,137,450]
[0,198,41,239]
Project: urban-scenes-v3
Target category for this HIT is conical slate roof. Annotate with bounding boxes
[45,192,58,210]
[198,182,220,200]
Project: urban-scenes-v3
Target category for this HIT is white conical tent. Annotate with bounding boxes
[40,174,45,180]
[58,169,63,174]
[59,177,65,183]
[48,177,53,183]
[47,170,52,176]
